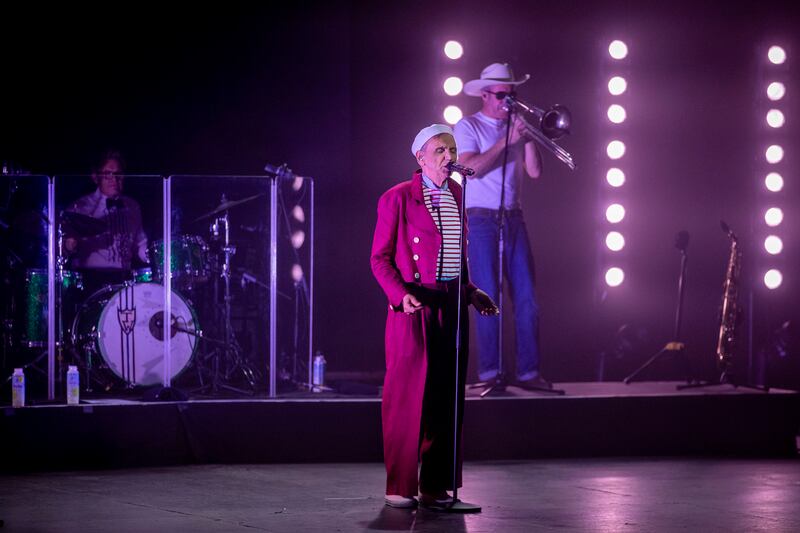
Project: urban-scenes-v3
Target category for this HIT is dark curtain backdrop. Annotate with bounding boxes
[3,1,798,383]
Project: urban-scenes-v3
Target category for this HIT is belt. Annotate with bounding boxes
[466,207,523,218]
[416,279,460,293]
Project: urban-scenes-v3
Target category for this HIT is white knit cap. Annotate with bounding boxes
[411,124,454,157]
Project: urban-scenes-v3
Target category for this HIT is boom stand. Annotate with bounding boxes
[624,232,690,385]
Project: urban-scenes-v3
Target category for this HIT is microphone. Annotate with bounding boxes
[674,230,690,251]
[445,161,475,176]
[264,162,309,181]
[720,220,737,240]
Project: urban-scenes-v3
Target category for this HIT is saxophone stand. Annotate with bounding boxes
[677,222,768,392]
[624,231,691,386]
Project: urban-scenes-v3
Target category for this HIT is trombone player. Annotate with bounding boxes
[453,62,551,391]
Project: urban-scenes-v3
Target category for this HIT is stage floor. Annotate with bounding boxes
[4,381,800,472]
[3,458,800,532]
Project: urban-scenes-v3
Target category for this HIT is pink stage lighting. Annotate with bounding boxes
[608,40,628,60]
[606,168,625,187]
[768,45,786,65]
[444,41,463,60]
[443,105,463,124]
[605,267,625,287]
[605,203,625,224]
[766,109,785,128]
[765,172,784,192]
[605,231,625,251]
[767,81,786,101]
[765,145,784,164]
[608,76,627,95]
[607,104,626,124]
[606,140,626,159]
[764,269,783,289]
[764,207,784,227]
[443,76,463,96]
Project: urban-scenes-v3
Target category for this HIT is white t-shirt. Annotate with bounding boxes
[453,111,525,210]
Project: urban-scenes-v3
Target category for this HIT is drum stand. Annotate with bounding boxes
[193,211,258,395]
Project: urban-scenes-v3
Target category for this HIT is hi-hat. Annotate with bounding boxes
[60,211,107,237]
[192,194,265,222]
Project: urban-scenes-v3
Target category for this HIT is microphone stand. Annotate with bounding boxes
[474,109,514,397]
[624,232,690,385]
[445,166,480,513]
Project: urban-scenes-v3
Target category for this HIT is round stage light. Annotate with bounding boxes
[443,76,463,96]
[608,40,628,60]
[768,45,786,65]
[767,81,786,101]
[766,109,785,128]
[764,269,783,290]
[292,176,304,192]
[765,145,784,164]
[605,203,625,223]
[605,267,625,287]
[292,205,306,223]
[765,207,784,227]
[606,231,625,251]
[606,168,625,187]
[606,140,626,160]
[607,104,627,124]
[764,235,783,255]
[291,230,306,249]
[443,105,463,125]
[444,40,463,60]
[292,264,304,283]
[608,76,627,95]
[765,172,784,192]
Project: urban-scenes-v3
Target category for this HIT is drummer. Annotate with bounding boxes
[64,150,148,292]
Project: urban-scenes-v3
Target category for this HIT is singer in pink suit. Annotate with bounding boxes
[370,124,497,510]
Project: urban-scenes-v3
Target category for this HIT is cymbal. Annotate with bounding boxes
[60,211,107,237]
[192,193,265,223]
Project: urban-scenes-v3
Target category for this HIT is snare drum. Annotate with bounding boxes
[71,282,199,387]
[21,269,83,347]
[148,235,210,289]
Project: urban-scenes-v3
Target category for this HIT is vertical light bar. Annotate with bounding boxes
[308,178,315,390]
[163,176,172,387]
[47,176,56,400]
[603,39,629,288]
[761,43,788,290]
[269,176,278,397]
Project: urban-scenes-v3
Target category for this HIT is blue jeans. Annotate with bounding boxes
[467,209,540,381]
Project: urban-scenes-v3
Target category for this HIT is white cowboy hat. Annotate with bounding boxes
[463,62,530,97]
[411,123,454,157]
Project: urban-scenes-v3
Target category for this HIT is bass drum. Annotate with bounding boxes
[72,282,199,387]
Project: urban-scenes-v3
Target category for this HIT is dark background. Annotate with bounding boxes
[3,1,798,386]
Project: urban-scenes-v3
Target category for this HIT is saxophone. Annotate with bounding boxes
[716,221,741,378]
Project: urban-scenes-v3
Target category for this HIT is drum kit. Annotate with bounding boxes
[1,189,264,396]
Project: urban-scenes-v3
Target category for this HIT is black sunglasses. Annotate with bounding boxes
[484,90,516,100]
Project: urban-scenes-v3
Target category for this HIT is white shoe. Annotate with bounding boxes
[385,494,417,508]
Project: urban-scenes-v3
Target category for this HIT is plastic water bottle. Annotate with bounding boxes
[12,368,25,407]
[67,365,80,405]
[312,352,326,392]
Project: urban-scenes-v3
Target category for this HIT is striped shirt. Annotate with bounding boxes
[422,179,462,281]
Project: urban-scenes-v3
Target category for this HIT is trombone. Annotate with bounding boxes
[503,95,576,170]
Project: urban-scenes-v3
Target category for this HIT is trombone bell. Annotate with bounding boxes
[504,97,576,170]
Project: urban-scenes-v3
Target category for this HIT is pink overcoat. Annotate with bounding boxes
[370,170,476,496]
